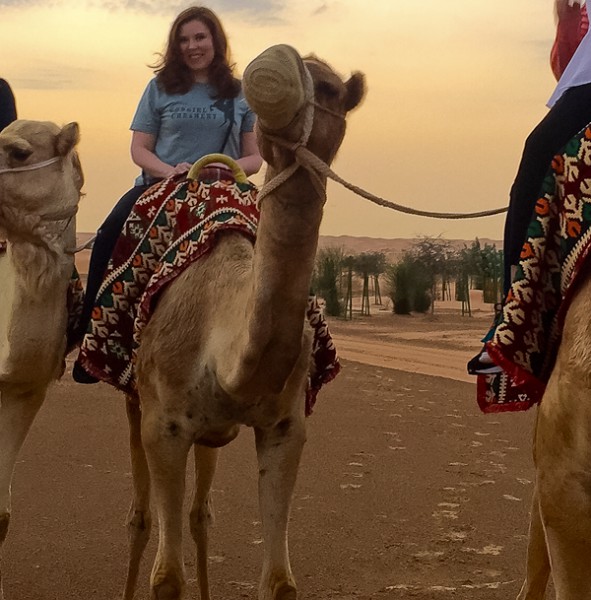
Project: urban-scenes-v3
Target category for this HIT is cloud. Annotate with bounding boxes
[0,0,286,20]
[11,65,99,90]
[311,2,329,16]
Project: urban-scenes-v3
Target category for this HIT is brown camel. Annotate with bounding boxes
[515,268,591,600]
[0,120,83,600]
[120,45,364,600]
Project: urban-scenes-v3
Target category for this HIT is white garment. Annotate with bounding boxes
[548,3,591,107]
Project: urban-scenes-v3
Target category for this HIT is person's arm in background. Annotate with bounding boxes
[551,0,589,80]
[0,79,17,131]
[236,130,263,176]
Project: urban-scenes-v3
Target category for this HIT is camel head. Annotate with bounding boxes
[243,44,365,171]
[0,120,83,229]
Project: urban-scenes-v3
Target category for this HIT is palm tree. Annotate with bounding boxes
[313,247,345,316]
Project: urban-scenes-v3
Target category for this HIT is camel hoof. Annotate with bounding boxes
[274,581,297,600]
[150,579,183,600]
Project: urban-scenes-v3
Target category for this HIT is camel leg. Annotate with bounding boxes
[122,398,152,600]
[254,413,306,600]
[531,275,591,599]
[189,445,219,600]
[141,405,192,600]
[536,400,591,600]
[515,485,550,600]
[0,387,46,600]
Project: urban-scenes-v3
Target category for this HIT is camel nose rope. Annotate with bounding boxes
[0,156,61,175]
[297,148,508,219]
[261,131,508,218]
[259,86,507,219]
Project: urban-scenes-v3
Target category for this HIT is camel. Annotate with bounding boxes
[514,268,591,600]
[0,120,83,599]
[120,45,364,600]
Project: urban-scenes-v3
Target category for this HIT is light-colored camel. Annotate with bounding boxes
[0,120,83,599]
[120,45,364,600]
[516,271,591,599]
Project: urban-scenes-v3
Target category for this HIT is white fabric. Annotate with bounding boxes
[548,6,591,106]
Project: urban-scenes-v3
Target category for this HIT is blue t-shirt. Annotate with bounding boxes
[130,78,256,184]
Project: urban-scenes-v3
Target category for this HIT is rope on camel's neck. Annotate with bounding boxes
[256,81,506,219]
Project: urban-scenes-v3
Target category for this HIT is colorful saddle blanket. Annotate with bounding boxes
[77,174,340,415]
[477,125,591,413]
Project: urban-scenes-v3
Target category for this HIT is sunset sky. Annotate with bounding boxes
[1,0,559,240]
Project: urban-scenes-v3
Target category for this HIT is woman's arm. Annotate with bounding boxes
[235,130,263,176]
[130,131,192,179]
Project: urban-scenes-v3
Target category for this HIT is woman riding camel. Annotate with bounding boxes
[73,6,262,382]
[470,0,591,374]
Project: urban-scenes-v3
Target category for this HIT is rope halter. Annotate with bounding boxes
[0,153,79,250]
[257,65,343,204]
[0,156,61,175]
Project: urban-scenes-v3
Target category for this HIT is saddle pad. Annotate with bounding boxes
[78,174,339,415]
[477,125,591,412]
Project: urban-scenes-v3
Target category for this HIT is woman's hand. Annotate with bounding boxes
[169,162,193,176]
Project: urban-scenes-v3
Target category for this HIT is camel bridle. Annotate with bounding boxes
[256,65,346,205]
[0,154,80,251]
[0,156,61,175]
[256,65,508,220]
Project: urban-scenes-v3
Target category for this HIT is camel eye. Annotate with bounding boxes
[315,80,339,98]
[12,148,30,161]
[8,144,32,162]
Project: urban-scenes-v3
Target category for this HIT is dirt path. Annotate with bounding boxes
[329,306,489,384]
[2,307,539,600]
[333,334,475,383]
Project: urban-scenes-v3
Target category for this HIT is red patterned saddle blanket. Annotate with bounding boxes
[477,125,591,413]
[77,174,340,415]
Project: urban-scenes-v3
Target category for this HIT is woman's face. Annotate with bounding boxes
[178,19,215,81]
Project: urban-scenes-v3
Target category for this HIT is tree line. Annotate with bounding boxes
[312,237,503,318]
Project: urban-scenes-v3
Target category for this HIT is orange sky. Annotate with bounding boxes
[1,0,560,240]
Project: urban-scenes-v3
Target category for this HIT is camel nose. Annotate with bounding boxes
[243,44,308,131]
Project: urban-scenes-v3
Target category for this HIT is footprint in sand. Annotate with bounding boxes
[503,494,522,502]
[462,544,503,556]
[441,530,469,542]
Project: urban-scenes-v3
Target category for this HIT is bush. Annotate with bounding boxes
[386,256,432,314]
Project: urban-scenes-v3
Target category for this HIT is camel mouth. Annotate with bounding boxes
[243,44,309,131]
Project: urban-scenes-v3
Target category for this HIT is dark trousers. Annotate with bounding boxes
[503,82,591,293]
[76,184,149,341]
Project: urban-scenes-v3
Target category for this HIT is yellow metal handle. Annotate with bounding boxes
[187,153,248,184]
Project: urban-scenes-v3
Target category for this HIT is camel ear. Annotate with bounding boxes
[56,122,80,156]
[344,72,366,112]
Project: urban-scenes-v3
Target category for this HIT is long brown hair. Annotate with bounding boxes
[152,6,241,98]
